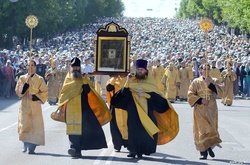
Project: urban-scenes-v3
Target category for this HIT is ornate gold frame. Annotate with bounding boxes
[97,37,127,72]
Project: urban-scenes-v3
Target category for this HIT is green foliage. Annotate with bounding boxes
[0,0,124,49]
[178,0,250,34]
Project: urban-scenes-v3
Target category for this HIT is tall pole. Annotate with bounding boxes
[199,18,213,99]
[25,15,38,59]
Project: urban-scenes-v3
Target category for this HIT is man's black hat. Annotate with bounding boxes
[71,57,81,67]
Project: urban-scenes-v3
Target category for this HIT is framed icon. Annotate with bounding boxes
[97,37,126,72]
[94,22,130,75]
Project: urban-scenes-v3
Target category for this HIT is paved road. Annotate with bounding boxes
[0,95,250,165]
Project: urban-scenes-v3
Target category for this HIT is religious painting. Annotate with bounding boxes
[94,21,130,75]
[97,37,126,72]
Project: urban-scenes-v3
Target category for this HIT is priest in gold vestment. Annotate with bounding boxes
[15,60,48,154]
[188,64,223,160]
[57,57,111,158]
[161,62,181,103]
[45,61,60,105]
[179,61,193,101]
[209,60,222,82]
[111,59,179,159]
[221,60,236,106]
[151,58,165,93]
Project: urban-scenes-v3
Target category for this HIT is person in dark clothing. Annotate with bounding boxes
[36,58,47,80]
[56,57,111,159]
[240,63,246,96]
[111,59,179,159]
[106,75,128,152]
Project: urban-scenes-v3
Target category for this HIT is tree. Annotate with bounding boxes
[0,0,124,49]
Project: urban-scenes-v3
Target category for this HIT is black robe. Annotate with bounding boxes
[106,84,128,151]
[111,87,169,155]
[69,84,107,151]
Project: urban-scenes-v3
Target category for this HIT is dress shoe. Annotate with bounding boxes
[199,155,207,160]
[199,151,208,160]
[127,152,136,158]
[208,147,215,157]
[68,148,76,157]
[68,148,82,158]
[28,143,36,154]
[74,152,82,159]
[28,150,35,154]
[137,154,143,159]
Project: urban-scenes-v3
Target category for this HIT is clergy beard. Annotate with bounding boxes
[71,70,82,78]
[135,74,147,80]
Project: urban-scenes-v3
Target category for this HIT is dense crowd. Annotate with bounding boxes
[0,17,250,100]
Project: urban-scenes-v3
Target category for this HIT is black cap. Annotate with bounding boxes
[71,57,81,67]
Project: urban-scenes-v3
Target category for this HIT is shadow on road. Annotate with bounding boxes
[31,152,69,157]
[211,159,250,165]
[0,95,20,111]
[69,153,209,164]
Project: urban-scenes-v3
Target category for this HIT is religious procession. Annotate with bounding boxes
[1,0,250,164]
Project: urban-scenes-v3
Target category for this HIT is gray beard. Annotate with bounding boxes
[72,71,82,78]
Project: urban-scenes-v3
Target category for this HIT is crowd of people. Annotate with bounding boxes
[0,17,250,100]
[0,16,250,159]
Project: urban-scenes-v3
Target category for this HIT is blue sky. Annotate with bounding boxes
[121,0,181,18]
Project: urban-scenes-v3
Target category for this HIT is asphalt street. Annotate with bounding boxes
[0,95,249,165]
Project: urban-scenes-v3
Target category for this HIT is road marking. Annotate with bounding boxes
[105,150,116,164]
[0,122,17,132]
[0,106,52,132]
[93,140,113,164]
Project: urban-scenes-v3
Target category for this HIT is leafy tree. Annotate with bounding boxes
[178,0,250,35]
[0,0,124,49]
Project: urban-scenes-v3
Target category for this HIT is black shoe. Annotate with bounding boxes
[75,152,82,158]
[137,154,143,159]
[208,147,215,158]
[68,148,82,158]
[199,155,207,160]
[68,148,76,157]
[199,151,208,160]
[127,152,136,158]
[27,143,36,154]
[28,150,35,154]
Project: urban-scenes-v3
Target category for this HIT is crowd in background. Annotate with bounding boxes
[0,17,250,100]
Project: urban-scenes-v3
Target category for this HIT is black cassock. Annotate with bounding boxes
[69,84,107,151]
[106,84,128,151]
[111,87,169,156]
